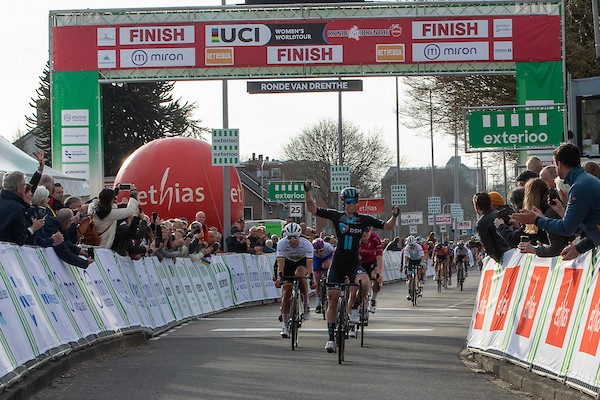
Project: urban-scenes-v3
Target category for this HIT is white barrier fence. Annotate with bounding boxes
[468,249,600,396]
[0,243,405,387]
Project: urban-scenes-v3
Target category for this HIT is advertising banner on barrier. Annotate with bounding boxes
[257,254,278,300]
[184,260,214,314]
[0,246,37,374]
[226,254,252,305]
[244,254,266,302]
[102,254,143,329]
[505,256,554,361]
[164,260,193,320]
[196,261,223,312]
[143,257,175,326]
[133,258,165,329]
[115,255,154,328]
[94,250,135,328]
[531,254,590,376]
[20,247,80,345]
[1,246,63,354]
[210,256,235,309]
[467,255,499,349]
[567,257,600,388]
[175,259,203,316]
[154,261,184,321]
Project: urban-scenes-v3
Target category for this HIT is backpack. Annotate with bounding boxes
[77,215,101,246]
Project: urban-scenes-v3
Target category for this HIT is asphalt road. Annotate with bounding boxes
[30,268,536,400]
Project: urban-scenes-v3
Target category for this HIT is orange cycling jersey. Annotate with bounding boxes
[433,246,449,257]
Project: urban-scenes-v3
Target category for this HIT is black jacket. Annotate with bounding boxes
[0,190,32,245]
[42,216,88,269]
[476,208,510,263]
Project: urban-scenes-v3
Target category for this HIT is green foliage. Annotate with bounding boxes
[25,63,51,164]
[282,118,394,208]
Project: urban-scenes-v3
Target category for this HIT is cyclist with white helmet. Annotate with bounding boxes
[304,180,399,353]
[312,238,334,313]
[403,235,425,301]
[274,222,314,338]
[358,226,384,313]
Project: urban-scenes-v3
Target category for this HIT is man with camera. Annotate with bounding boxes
[225,225,250,253]
[43,208,93,269]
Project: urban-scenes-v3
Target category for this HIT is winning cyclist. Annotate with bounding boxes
[274,222,314,339]
[312,237,334,314]
[358,227,384,313]
[432,242,449,283]
[403,235,425,301]
[304,180,399,353]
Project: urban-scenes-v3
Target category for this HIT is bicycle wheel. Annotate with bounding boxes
[290,291,299,350]
[336,293,346,364]
[321,281,328,321]
[458,264,464,292]
[360,295,367,347]
[436,265,442,293]
[411,277,418,306]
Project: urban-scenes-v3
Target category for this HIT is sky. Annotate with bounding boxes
[0,1,477,170]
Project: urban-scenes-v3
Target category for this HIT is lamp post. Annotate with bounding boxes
[260,159,265,219]
[395,76,401,238]
[429,88,437,236]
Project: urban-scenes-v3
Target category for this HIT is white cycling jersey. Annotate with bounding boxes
[276,236,314,262]
[403,243,424,261]
[314,242,335,260]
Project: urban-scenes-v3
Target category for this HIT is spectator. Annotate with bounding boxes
[87,187,139,248]
[473,192,510,263]
[263,239,276,253]
[27,186,64,247]
[50,182,65,212]
[43,208,93,269]
[516,170,538,187]
[489,191,514,225]
[385,236,402,251]
[194,211,209,241]
[583,161,600,180]
[517,178,573,257]
[111,207,149,258]
[226,226,250,253]
[526,156,544,174]
[38,174,56,215]
[512,143,600,259]
[540,165,558,189]
[0,171,44,245]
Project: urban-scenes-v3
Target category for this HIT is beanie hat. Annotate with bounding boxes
[488,191,505,207]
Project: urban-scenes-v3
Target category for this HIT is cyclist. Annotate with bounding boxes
[274,222,314,339]
[417,236,429,287]
[358,227,384,313]
[304,180,399,353]
[432,242,449,283]
[403,235,425,301]
[453,241,470,286]
[312,237,334,314]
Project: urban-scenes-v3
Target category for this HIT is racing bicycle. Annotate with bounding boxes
[282,275,310,350]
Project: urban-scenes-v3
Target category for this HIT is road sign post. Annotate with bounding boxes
[391,184,407,206]
[330,165,350,192]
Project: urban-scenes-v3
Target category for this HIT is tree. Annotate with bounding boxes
[282,118,394,208]
[25,63,51,164]
[101,81,206,175]
[27,68,206,175]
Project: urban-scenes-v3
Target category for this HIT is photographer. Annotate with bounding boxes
[225,226,250,253]
[87,185,138,249]
[27,186,63,247]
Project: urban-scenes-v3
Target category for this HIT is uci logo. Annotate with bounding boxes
[205,24,271,46]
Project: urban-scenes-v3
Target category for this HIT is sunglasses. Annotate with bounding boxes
[344,198,358,205]
[287,235,298,240]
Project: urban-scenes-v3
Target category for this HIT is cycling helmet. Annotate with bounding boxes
[282,222,302,238]
[458,242,464,249]
[312,238,325,250]
[436,243,443,249]
[340,187,359,201]
[406,235,416,245]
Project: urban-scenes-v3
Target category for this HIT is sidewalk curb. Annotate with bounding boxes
[0,333,147,400]
[461,349,594,400]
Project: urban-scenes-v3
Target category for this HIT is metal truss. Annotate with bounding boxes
[51,0,562,27]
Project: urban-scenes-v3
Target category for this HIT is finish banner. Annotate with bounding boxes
[52,16,561,72]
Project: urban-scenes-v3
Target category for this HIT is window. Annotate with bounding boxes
[577,95,600,156]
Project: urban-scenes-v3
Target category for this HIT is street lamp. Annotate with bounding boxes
[261,159,265,219]
[429,88,437,236]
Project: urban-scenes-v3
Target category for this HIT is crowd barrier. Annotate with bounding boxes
[468,249,600,397]
[0,243,404,389]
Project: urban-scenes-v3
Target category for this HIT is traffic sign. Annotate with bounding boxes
[391,184,407,206]
[409,225,418,234]
[289,203,303,217]
[428,196,441,214]
[456,221,472,230]
[330,165,350,192]
[212,128,239,166]
[428,214,452,225]
[401,211,423,226]
[268,181,305,202]
[450,203,462,214]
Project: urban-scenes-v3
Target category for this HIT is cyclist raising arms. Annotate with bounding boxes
[403,235,425,301]
[304,180,399,353]
[274,222,314,338]
[312,237,334,314]
[358,227,384,313]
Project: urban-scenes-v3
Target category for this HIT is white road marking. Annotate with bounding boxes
[211,328,434,332]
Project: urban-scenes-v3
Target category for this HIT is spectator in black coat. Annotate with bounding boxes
[225,226,250,253]
[473,192,510,263]
[43,208,93,269]
[0,171,44,245]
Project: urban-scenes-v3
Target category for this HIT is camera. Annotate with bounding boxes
[548,191,558,205]
[520,235,530,243]
[119,183,131,190]
[87,247,95,259]
[497,206,511,224]
[32,207,46,219]
[211,242,220,251]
